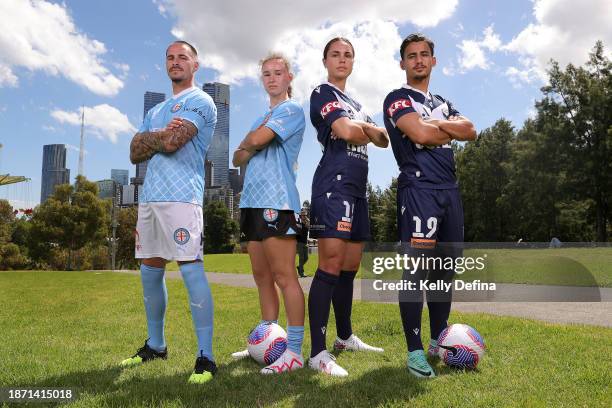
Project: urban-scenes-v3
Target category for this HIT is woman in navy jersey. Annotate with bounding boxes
[307,37,389,376]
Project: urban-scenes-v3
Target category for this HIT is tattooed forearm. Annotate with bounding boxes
[129,120,198,164]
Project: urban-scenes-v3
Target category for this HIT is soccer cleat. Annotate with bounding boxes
[408,349,436,378]
[120,339,167,367]
[308,350,348,377]
[428,339,439,358]
[188,351,217,384]
[231,349,250,360]
[333,334,384,353]
[260,350,303,374]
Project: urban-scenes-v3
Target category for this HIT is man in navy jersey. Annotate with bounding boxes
[383,33,476,378]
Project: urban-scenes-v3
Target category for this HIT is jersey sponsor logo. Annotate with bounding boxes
[263,208,279,222]
[337,220,352,232]
[410,237,436,249]
[171,102,183,113]
[321,101,342,118]
[173,228,190,245]
[387,99,412,117]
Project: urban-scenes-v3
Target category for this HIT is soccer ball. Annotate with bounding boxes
[247,322,288,365]
[437,324,485,369]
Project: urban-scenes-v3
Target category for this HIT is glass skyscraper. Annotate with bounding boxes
[40,144,70,203]
[111,169,129,186]
[133,91,166,185]
[202,82,229,187]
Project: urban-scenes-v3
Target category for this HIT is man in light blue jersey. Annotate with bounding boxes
[121,40,218,384]
[232,53,306,374]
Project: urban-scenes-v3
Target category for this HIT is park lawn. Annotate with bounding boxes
[0,271,610,407]
[165,246,611,287]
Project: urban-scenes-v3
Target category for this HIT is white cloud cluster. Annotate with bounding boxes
[444,25,501,75]
[504,0,612,84]
[157,0,458,112]
[444,0,611,85]
[51,104,136,144]
[0,0,125,96]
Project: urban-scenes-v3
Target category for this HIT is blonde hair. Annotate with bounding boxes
[259,52,294,98]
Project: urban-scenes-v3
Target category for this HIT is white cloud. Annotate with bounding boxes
[0,0,125,96]
[51,104,136,144]
[504,0,612,83]
[0,64,18,87]
[65,144,88,155]
[447,25,502,74]
[158,0,458,112]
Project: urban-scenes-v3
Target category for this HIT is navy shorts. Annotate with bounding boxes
[397,186,463,257]
[309,192,370,241]
[240,208,303,242]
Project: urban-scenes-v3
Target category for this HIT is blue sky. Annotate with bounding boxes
[0,0,609,209]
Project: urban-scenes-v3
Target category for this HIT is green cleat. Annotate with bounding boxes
[188,351,217,384]
[120,339,167,367]
[408,349,436,378]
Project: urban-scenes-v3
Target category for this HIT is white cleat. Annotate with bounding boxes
[231,349,250,360]
[333,334,384,353]
[260,350,304,375]
[308,350,349,377]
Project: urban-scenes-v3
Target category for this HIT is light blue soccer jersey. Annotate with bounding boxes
[139,87,217,206]
[239,99,305,213]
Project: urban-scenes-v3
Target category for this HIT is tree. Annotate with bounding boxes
[29,176,110,269]
[204,201,238,254]
[114,206,138,269]
[541,41,612,241]
[0,200,28,269]
[456,119,515,241]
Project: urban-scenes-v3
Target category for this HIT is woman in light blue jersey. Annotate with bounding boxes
[232,53,306,374]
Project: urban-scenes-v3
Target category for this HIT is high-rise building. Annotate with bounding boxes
[229,168,242,194]
[111,169,129,186]
[40,144,70,203]
[205,160,214,189]
[96,179,118,201]
[204,186,234,219]
[132,91,166,187]
[203,82,229,187]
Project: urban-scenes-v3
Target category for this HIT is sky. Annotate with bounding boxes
[0,0,610,209]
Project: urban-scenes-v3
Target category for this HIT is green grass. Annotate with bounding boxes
[167,247,612,287]
[1,271,610,407]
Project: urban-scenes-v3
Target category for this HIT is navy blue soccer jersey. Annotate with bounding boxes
[383,84,461,189]
[310,83,373,198]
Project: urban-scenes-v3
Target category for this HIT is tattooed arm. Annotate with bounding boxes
[129,118,198,164]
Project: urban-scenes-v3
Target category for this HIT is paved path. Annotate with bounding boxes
[114,270,612,328]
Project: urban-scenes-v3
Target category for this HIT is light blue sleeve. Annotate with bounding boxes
[265,101,305,143]
[178,94,217,131]
[139,109,152,132]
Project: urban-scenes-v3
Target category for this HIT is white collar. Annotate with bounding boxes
[172,86,197,99]
[325,81,347,95]
[269,98,291,111]
[402,83,431,99]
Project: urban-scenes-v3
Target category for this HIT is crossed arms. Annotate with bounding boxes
[129,118,198,164]
[395,113,476,146]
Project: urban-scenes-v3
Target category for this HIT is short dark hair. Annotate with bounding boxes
[167,40,198,57]
[323,37,355,59]
[399,33,434,59]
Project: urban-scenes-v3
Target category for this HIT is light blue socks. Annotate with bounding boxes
[140,264,167,351]
[180,261,214,361]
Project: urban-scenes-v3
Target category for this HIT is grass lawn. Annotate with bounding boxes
[0,271,610,407]
[166,247,612,287]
